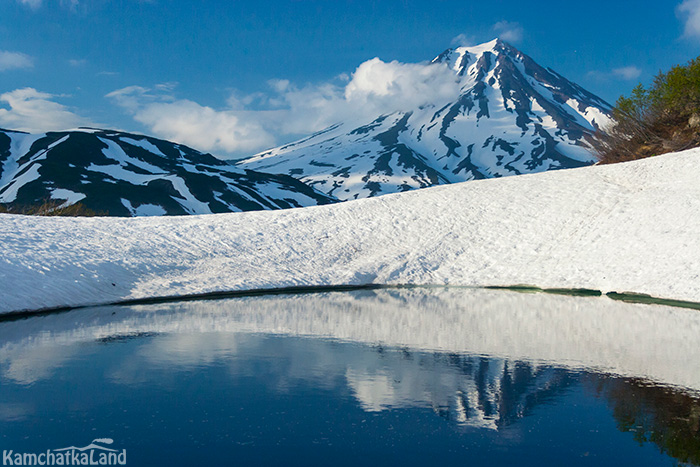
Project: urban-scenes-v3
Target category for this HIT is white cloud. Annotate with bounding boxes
[107,85,278,154]
[134,100,277,155]
[492,21,524,44]
[154,82,178,92]
[587,65,643,82]
[343,58,462,115]
[108,58,463,157]
[0,88,91,132]
[17,0,79,10]
[18,0,42,9]
[0,51,34,72]
[105,85,154,111]
[451,33,476,47]
[68,59,86,67]
[678,0,700,39]
[612,66,642,80]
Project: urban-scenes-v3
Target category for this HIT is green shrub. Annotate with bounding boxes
[596,56,700,164]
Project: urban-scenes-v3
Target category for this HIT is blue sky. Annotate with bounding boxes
[1,0,699,157]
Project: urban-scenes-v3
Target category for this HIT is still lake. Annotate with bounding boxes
[1,288,699,466]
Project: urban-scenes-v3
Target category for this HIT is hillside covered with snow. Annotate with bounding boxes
[1,146,698,314]
[238,39,612,200]
[0,128,335,215]
[0,40,614,216]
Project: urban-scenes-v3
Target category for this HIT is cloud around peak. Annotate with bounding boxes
[492,21,524,44]
[108,57,463,158]
[451,21,524,48]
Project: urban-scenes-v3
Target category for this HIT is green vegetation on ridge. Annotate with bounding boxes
[597,56,700,163]
[0,200,103,217]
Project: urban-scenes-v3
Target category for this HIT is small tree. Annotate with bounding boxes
[596,56,700,164]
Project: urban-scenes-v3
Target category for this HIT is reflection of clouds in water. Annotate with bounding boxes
[0,402,33,422]
[102,328,573,429]
[106,331,571,429]
[1,344,83,385]
[345,369,395,413]
[1,288,700,393]
[139,332,241,367]
[1,290,698,462]
[106,333,243,386]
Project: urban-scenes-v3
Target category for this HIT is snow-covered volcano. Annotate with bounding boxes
[238,39,612,200]
[0,128,335,216]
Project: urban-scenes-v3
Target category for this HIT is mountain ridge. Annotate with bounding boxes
[237,39,613,200]
[0,39,614,215]
[0,127,336,216]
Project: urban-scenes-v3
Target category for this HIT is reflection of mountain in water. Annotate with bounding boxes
[349,351,578,430]
[3,288,699,392]
[344,346,700,462]
[1,288,699,463]
[437,357,575,429]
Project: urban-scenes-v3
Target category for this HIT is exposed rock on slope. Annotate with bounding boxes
[0,128,335,216]
[239,39,612,200]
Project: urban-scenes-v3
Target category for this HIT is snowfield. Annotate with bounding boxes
[1,148,700,314]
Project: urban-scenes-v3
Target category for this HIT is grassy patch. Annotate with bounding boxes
[0,199,105,217]
[606,292,700,311]
[485,285,603,297]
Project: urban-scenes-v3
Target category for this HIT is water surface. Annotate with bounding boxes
[1,288,699,466]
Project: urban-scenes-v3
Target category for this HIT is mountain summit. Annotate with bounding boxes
[238,39,612,200]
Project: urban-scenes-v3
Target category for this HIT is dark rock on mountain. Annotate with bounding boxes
[0,128,335,216]
[238,39,612,200]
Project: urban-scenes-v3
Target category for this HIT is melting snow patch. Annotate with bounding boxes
[120,137,169,159]
[50,189,86,206]
[0,164,41,203]
[121,198,167,217]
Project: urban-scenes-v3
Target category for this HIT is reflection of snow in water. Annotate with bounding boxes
[1,288,700,429]
[344,351,571,430]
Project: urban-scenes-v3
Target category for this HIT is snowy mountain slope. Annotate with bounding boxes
[0,128,335,216]
[238,39,612,200]
[1,147,699,314]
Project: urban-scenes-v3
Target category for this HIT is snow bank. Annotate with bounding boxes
[1,148,700,314]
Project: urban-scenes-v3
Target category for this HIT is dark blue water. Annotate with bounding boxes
[1,289,698,466]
